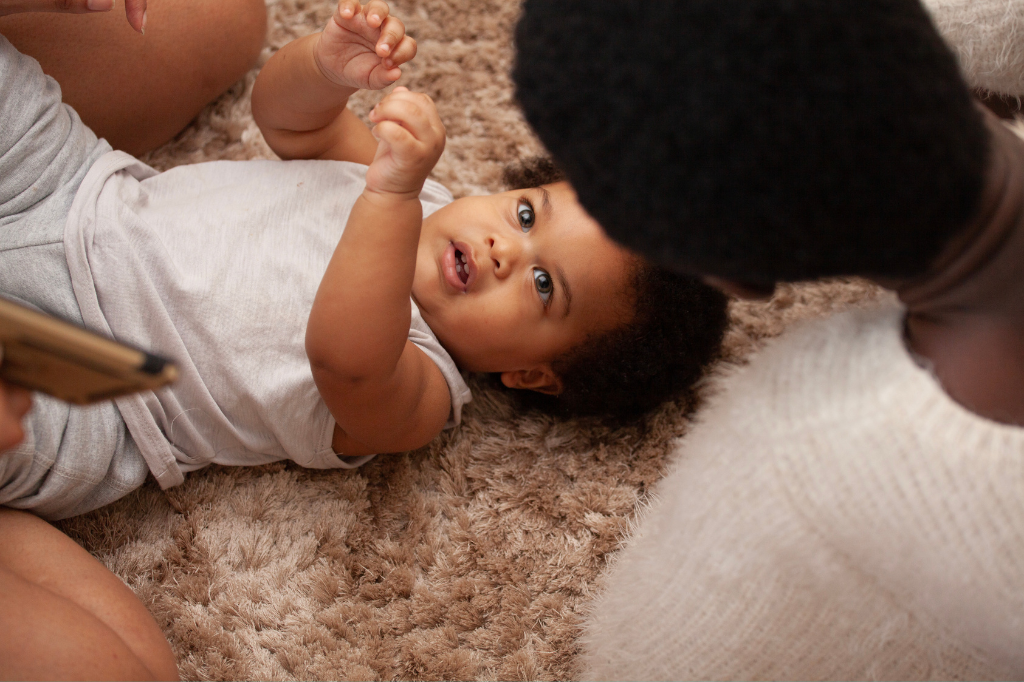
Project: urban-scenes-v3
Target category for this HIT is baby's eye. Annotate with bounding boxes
[518,199,535,232]
[533,267,553,305]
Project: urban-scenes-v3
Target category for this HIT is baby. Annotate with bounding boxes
[0,0,727,520]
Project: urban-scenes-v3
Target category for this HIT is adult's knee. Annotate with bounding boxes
[205,0,267,86]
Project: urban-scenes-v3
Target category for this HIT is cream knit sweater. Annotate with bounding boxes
[924,0,1024,96]
[583,304,1024,679]
[582,4,1024,679]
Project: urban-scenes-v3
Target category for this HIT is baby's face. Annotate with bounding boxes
[412,182,634,386]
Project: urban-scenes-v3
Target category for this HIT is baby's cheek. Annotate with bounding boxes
[446,314,501,366]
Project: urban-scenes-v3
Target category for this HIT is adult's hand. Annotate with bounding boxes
[0,0,146,33]
[0,347,31,452]
[0,380,30,452]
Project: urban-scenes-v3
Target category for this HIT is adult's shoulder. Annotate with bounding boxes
[700,299,911,431]
[581,301,1021,680]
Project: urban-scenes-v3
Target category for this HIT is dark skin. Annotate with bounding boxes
[894,108,1024,426]
[0,0,266,155]
[715,105,1024,427]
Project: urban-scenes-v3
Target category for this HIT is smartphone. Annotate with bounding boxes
[0,296,178,405]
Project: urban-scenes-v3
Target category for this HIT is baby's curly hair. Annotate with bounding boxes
[502,158,729,420]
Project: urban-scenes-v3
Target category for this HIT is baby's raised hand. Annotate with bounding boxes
[365,87,446,196]
[315,0,416,91]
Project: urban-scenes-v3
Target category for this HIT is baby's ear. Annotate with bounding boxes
[500,366,563,395]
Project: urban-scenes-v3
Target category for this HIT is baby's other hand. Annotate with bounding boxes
[365,87,446,196]
[314,0,416,90]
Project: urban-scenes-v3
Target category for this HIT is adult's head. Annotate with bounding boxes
[513,0,989,289]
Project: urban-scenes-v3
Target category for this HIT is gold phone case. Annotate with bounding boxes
[0,297,178,405]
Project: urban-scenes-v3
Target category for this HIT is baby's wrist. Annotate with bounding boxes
[311,33,360,93]
[361,185,423,208]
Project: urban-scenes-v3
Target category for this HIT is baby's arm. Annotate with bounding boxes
[306,88,450,457]
[251,0,416,163]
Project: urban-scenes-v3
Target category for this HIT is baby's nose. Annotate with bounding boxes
[489,236,521,278]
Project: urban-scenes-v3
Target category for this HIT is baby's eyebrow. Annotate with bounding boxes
[537,187,569,316]
[538,186,552,218]
[556,264,572,318]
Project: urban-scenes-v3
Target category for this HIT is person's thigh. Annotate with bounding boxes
[0,508,178,680]
[0,0,267,155]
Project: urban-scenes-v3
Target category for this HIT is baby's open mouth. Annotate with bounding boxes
[444,241,474,292]
[454,248,469,284]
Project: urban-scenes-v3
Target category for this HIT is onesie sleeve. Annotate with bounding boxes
[0,35,104,222]
[409,301,473,428]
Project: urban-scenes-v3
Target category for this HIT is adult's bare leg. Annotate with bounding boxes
[0,508,179,680]
[0,0,267,155]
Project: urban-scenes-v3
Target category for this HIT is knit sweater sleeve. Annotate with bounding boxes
[922,0,1024,95]
[581,304,1024,680]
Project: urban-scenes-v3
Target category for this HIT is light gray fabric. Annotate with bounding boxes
[0,395,148,520]
[65,154,468,488]
[0,34,108,323]
[0,35,146,520]
[0,35,471,517]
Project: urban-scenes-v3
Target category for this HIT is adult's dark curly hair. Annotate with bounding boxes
[502,158,730,420]
[513,0,989,288]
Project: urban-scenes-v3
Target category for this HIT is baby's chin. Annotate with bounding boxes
[412,299,464,364]
[434,327,474,370]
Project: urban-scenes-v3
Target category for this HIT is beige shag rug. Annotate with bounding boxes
[54,0,887,678]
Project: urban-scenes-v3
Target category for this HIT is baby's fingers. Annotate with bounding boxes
[371,119,415,148]
[383,34,416,69]
[370,90,444,143]
[366,91,444,194]
[334,0,360,20]
[363,0,390,28]
[376,15,408,58]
